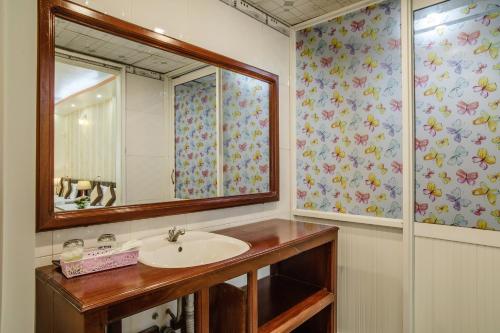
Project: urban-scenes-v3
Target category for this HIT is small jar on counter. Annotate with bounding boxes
[61,239,84,262]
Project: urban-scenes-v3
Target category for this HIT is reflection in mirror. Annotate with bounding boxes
[53,17,271,212]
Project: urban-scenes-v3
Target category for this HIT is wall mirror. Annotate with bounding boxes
[37,0,279,231]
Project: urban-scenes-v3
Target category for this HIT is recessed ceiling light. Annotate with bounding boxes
[71,104,76,108]
[154,27,165,34]
[97,94,102,99]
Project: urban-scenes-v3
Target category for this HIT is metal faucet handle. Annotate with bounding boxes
[167,227,186,242]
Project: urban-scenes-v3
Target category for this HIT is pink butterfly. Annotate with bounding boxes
[239,143,247,151]
[473,135,486,145]
[297,190,307,200]
[296,40,304,50]
[388,38,400,49]
[473,63,487,74]
[473,204,485,216]
[457,101,479,115]
[456,169,478,185]
[457,31,480,45]
[239,100,247,108]
[352,76,367,88]
[239,186,248,194]
[320,57,333,68]
[355,191,370,204]
[350,19,365,32]
[424,169,434,179]
[365,162,374,171]
[424,105,435,114]
[296,139,306,150]
[202,170,209,177]
[415,202,428,215]
[415,75,429,87]
[322,110,335,120]
[323,163,336,174]
[354,134,368,145]
[259,164,268,173]
[259,119,269,128]
[390,99,402,112]
[296,90,305,99]
[415,138,429,151]
[391,161,402,174]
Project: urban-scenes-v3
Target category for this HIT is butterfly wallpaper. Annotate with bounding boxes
[414,0,500,230]
[175,74,218,199]
[221,69,270,196]
[295,0,403,218]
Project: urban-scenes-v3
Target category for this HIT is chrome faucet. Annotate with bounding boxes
[166,227,186,242]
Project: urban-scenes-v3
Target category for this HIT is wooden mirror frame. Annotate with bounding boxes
[37,0,279,231]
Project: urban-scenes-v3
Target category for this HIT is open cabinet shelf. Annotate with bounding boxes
[256,275,334,333]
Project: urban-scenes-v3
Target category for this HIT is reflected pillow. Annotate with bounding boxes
[101,186,116,207]
[69,185,78,199]
[62,180,71,199]
[89,184,103,206]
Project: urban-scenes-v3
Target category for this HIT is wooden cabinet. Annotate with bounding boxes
[36,219,338,333]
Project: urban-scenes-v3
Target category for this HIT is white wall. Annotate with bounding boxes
[125,73,169,205]
[415,237,500,333]
[1,0,290,332]
[0,0,5,326]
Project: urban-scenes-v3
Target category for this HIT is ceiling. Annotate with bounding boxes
[246,0,360,26]
[55,17,205,75]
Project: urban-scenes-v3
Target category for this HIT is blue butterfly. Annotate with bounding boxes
[446,119,472,143]
[348,149,365,168]
[383,116,402,137]
[385,139,400,158]
[386,201,402,218]
[447,145,468,166]
[446,188,472,211]
[448,77,469,98]
[349,170,363,188]
[384,177,402,199]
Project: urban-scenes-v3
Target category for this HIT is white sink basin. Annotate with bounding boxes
[138,231,250,268]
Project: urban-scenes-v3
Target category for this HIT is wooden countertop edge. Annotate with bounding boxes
[36,221,339,313]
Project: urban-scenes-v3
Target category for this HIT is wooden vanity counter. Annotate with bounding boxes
[36,219,338,333]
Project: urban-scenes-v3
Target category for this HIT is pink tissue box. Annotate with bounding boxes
[61,247,139,278]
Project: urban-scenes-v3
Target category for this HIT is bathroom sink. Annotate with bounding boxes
[138,231,250,268]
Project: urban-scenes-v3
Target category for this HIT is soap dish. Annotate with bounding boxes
[60,247,139,278]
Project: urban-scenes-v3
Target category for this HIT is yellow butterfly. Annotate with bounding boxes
[342,136,352,147]
[311,138,319,145]
[366,205,383,217]
[424,182,442,200]
[311,113,320,122]
[489,99,500,110]
[439,39,453,51]
[307,36,316,44]
[303,122,314,136]
[333,176,347,190]
[376,193,387,201]
[436,138,449,147]
[330,38,343,53]
[333,146,346,161]
[251,174,263,185]
[424,149,445,167]
[363,87,380,100]
[303,201,316,210]
[474,39,500,59]
[473,112,499,132]
[366,173,381,190]
[375,73,384,81]
[462,3,477,14]
[330,65,344,78]
[371,14,382,23]
[435,25,447,36]
[343,193,353,203]
[493,136,500,150]
[374,43,384,54]
[438,172,451,184]
[311,190,320,198]
[339,53,348,62]
[377,163,388,175]
[472,182,498,205]
[375,133,385,141]
[341,164,351,172]
[362,28,378,40]
[474,77,497,98]
[363,56,378,72]
[331,120,346,133]
[473,148,496,169]
[312,165,321,175]
[339,26,348,36]
[425,116,443,136]
[340,108,351,116]
[423,214,443,224]
[331,90,344,106]
[304,175,315,188]
[438,71,450,81]
[365,114,380,131]
[439,106,452,117]
[424,85,445,101]
[334,201,346,213]
[488,173,500,183]
[365,145,381,160]
[476,220,489,230]
[436,205,449,213]
[310,62,318,71]
[334,17,344,24]
[300,48,313,58]
[425,52,443,70]
[302,149,316,160]
[302,98,314,109]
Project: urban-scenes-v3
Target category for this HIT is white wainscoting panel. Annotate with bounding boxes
[296,217,403,333]
[415,236,500,333]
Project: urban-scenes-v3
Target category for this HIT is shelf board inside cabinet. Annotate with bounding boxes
[245,275,334,332]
